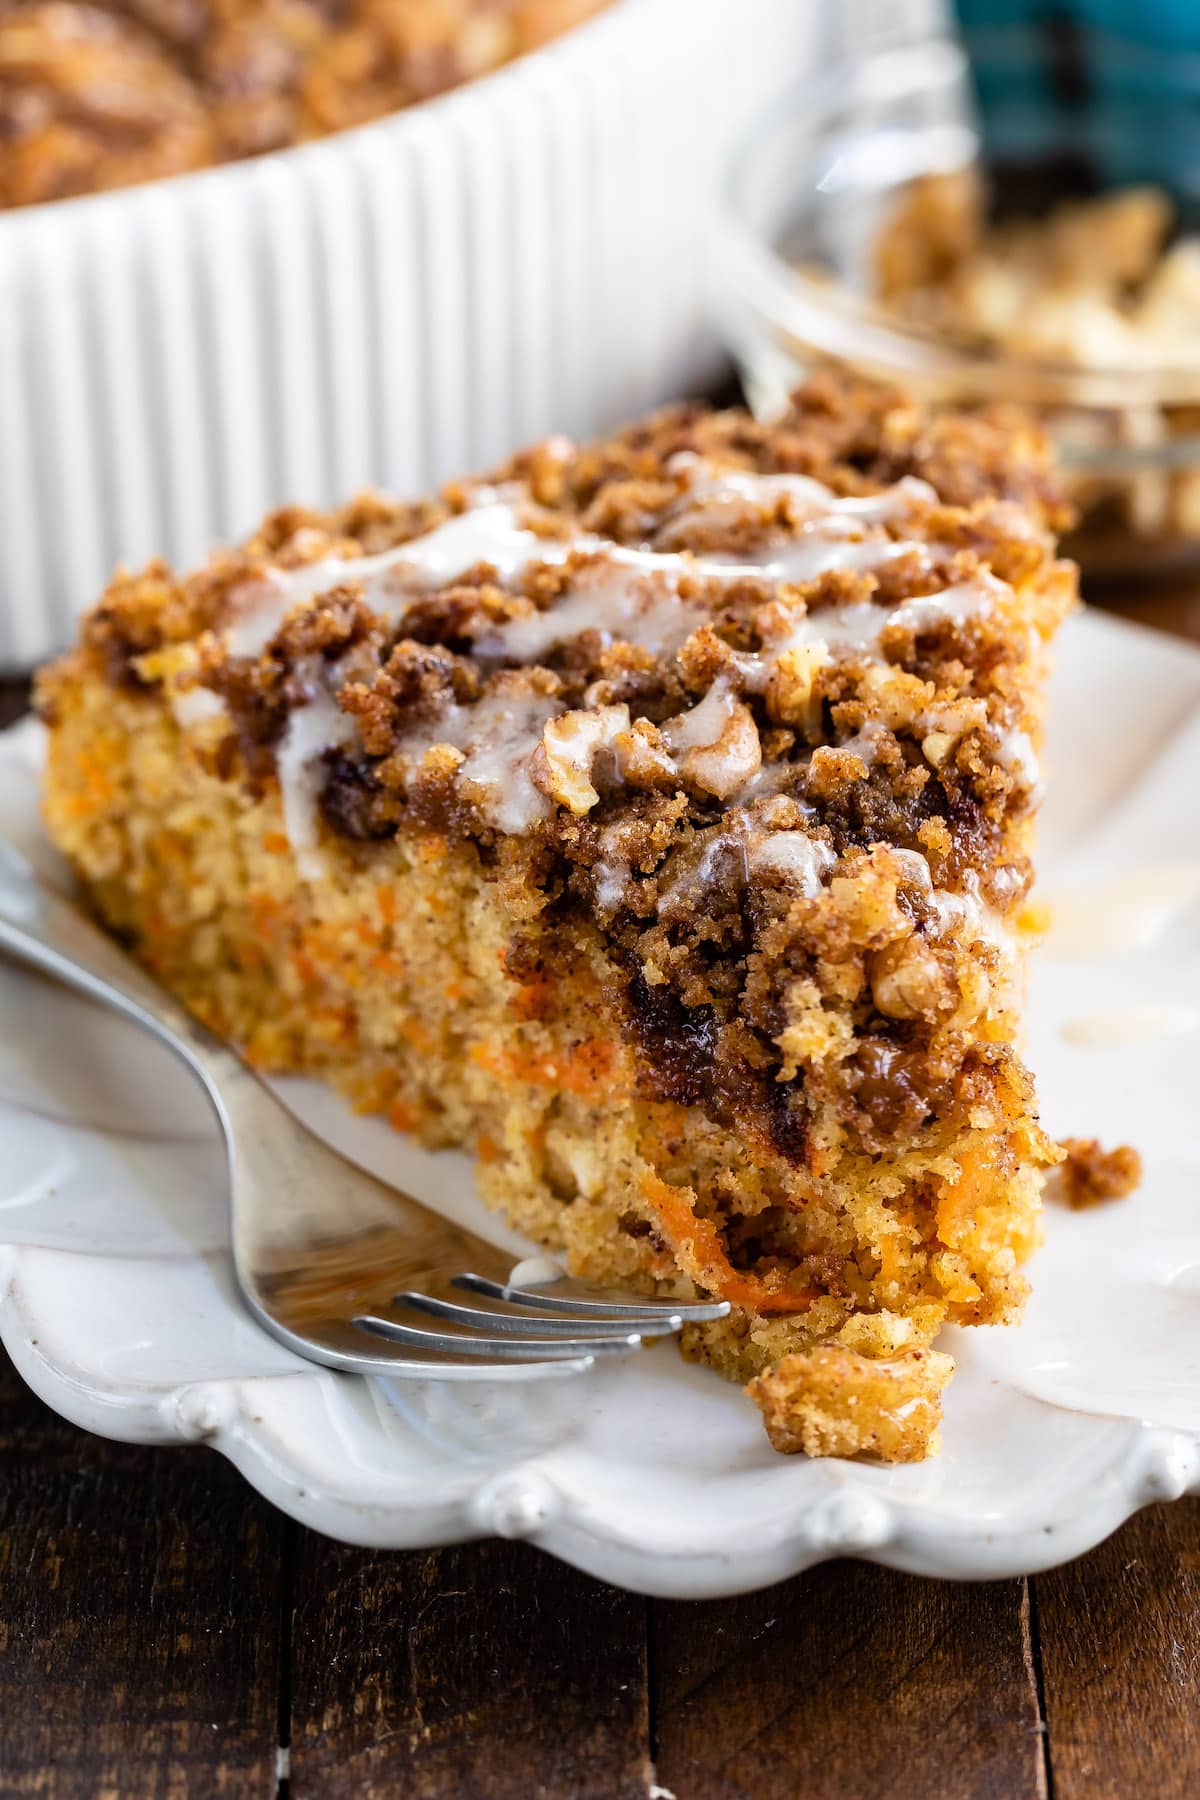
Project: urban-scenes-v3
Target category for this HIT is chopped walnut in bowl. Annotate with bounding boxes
[721,38,1200,576]
[874,175,1200,567]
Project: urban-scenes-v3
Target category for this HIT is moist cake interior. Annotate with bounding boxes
[39,379,1077,1461]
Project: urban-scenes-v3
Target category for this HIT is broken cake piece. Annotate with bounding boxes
[38,378,1077,1460]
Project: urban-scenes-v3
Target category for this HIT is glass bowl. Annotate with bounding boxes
[719,30,1200,579]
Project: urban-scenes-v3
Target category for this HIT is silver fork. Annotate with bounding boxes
[0,844,728,1380]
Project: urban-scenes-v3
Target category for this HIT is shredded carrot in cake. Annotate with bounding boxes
[471,1038,626,1100]
[640,1175,817,1314]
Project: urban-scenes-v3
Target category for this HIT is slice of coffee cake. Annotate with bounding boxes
[39,380,1075,1461]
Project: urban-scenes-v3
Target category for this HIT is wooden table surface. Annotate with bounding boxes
[2,579,1198,1799]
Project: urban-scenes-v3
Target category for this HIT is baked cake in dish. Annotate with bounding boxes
[39,378,1077,1462]
[0,0,609,209]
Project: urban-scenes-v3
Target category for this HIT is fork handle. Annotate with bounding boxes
[0,840,240,1115]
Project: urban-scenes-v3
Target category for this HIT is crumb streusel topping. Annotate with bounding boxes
[71,380,1074,1168]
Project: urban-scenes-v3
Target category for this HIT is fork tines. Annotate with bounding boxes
[351,1273,730,1363]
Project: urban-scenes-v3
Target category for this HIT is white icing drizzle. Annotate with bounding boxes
[656,831,748,917]
[993,726,1042,795]
[888,849,1014,962]
[276,667,358,881]
[478,555,706,664]
[792,600,887,657]
[657,808,836,919]
[593,852,632,916]
[731,575,1006,708]
[457,705,560,835]
[170,685,228,729]
[732,758,804,802]
[660,679,738,754]
[396,686,561,835]
[833,717,891,769]
[929,885,1003,948]
[474,532,913,677]
[788,575,1004,662]
[228,503,746,668]
[748,831,836,892]
[658,462,941,587]
[227,500,565,658]
[888,849,937,889]
[245,466,1023,867]
[277,678,557,860]
[229,471,961,670]
[887,570,1009,637]
[662,460,938,530]
[750,535,914,585]
[476,534,923,665]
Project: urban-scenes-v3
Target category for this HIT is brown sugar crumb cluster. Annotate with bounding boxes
[39,377,1078,1462]
[1052,1137,1143,1210]
[0,0,609,209]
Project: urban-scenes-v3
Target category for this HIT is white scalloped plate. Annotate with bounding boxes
[2,609,1199,1597]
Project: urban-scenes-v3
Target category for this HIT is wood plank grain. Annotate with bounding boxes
[288,1536,649,1799]
[0,1348,285,1799]
[1034,1502,1200,1798]
[652,1567,1046,1800]
[0,679,30,730]
[1087,578,1200,645]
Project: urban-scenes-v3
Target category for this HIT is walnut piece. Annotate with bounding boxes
[681,698,762,798]
[533,703,629,814]
[872,175,1200,547]
[619,717,677,789]
[661,682,763,799]
[767,642,828,735]
[869,933,953,1023]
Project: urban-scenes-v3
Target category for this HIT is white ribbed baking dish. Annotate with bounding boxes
[0,0,819,667]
